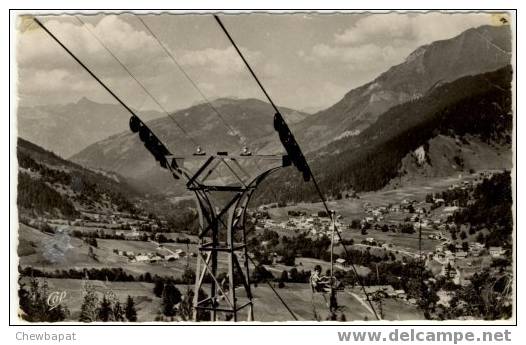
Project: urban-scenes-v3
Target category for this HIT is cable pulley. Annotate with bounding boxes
[131,118,172,169]
[214,14,380,320]
[274,112,311,181]
[129,115,141,133]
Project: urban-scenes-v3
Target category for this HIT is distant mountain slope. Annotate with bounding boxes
[70,24,511,198]
[286,24,512,153]
[254,66,513,203]
[17,97,164,158]
[71,98,308,194]
[17,138,141,219]
[388,134,511,189]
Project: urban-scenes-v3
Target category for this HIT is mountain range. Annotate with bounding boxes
[21,24,513,200]
[17,97,165,158]
[285,24,512,153]
[70,98,309,194]
[254,65,513,203]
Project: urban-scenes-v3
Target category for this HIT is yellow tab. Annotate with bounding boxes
[491,13,510,26]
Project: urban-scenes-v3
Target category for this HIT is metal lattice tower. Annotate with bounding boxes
[172,153,289,321]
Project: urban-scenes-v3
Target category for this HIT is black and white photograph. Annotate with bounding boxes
[10,9,515,325]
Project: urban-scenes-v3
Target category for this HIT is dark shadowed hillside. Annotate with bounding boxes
[17,138,141,219]
[254,66,513,204]
[71,98,308,194]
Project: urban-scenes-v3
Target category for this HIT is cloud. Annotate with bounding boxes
[17,15,174,107]
[16,13,503,112]
[334,13,491,47]
[303,12,493,72]
[17,16,164,73]
[177,46,262,76]
[334,14,414,46]
[16,15,268,108]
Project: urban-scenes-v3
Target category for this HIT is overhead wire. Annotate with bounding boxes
[214,14,380,320]
[246,255,299,321]
[33,16,183,179]
[74,15,199,148]
[135,15,250,150]
[32,17,148,129]
[213,15,280,114]
[311,176,380,320]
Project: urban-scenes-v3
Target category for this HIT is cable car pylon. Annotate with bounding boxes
[177,153,290,321]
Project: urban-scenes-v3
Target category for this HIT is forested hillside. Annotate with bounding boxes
[255,66,512,204]
[17,138,140,219]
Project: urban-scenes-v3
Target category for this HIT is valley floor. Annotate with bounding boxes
[16,170,512,322]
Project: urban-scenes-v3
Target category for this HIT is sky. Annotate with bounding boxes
[16,11,501,113]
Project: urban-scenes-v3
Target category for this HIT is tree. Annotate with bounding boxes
[251,265,274,283]
[280,270,289,283]
[88,246,98,261]
[281,249,296,266]
[98,296,113,322]
[445,263,453,280]
[79,283,99,322]
[153,280,164,298]
[289,267,299,282]
[400,223,415,234]
[18,278,69,322]
[162,283,182,317]
[113,301,125,321]
[425,194,434,204]
[178,289,210,321]
[182,268,196,285]
[125,295,137,322]
[371,291,385,319]
[178,289,193,321]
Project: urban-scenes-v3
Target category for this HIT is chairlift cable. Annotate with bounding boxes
[312,175,380,320]
[246,256,298,321]
[32,17,144,126]
[333,222,380,320]
[135,15,249,150]
[74,16,199,148]
[215,13,380,320]
[33,16,177,174]
[213,15,280,114]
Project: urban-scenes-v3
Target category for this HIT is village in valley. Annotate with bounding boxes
[249,169,511,316]
[17,142,512,321]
